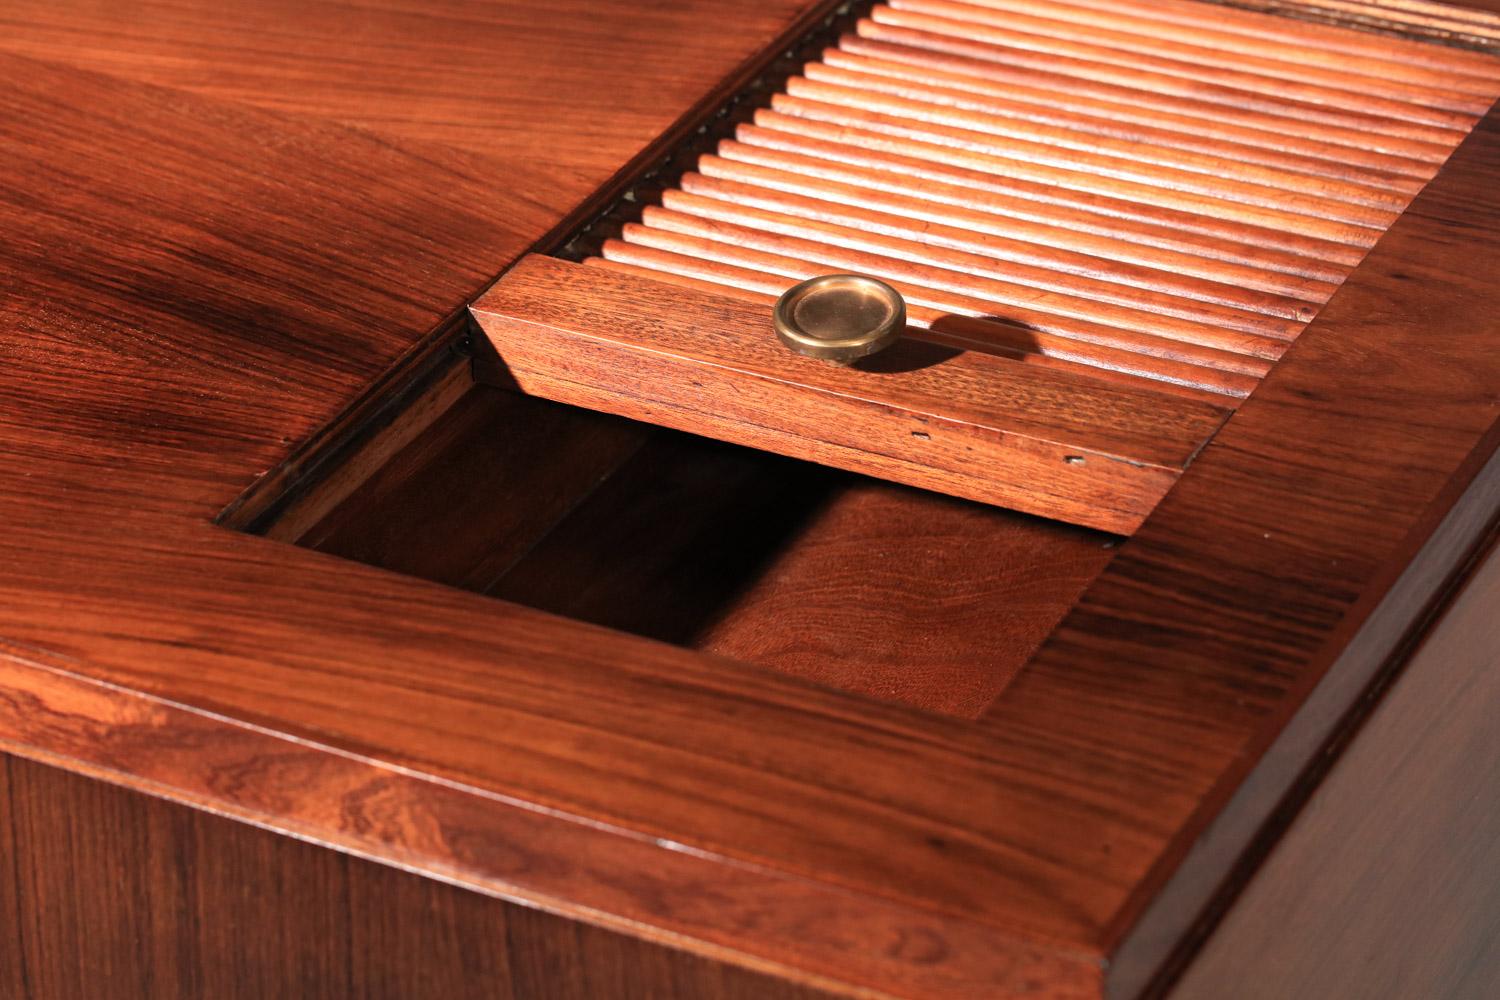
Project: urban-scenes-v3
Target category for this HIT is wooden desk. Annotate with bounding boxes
[1,2,1498,998]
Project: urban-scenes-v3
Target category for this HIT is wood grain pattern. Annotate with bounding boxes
[304,384,650,592]
[1005,108,1500,998]
[455,0,1499,541]
[284,364,1120,719]
[472,254,1231,533]
[829,34,1466,161]
[293,380,1117,718]
[853,15,1472,141]
[687,476,1117,717]
[0,752,23,1000]
[923,0,1500,84]
[1169,529,1500,1000]
[1047,0,1500,66]
[572,0,1493,443]
[0,642,1106,999]
[0,753,835,1000]
[708,137,1364,272]
[585,251,1263,400]
[882,0,1497,110]
[1223,0,1500,44]
[0,0,826,196]
[481,428,1116,718]
[0,2,1498,999]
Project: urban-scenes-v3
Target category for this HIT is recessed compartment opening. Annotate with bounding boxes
[278,369,1118,719]
[226,0,1500,720]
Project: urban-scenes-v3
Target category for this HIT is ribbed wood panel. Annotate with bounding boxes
[1230,0,1500,45]
[591,0,1500,404]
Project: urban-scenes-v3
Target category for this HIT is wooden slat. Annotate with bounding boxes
[783,75,1427,204]
[808,56,1440,182]
[1044,0,1500,72]
[931,0,1500,88]
[670,174,1326,315]
[834,34,1464,161]
[886,0,1496,109]
[1234,0,1500,45]
[585,254,1263,401]
[648,195,1309,332]
[472,255,1230,534]
[690,156,1346,293]
[867,6,1482,126]
[711,139,1365,273]
[854,16,1471,142]
[769,92,1407,223]
[485,0,1496,529]
[613,224,1284,361]
[748,110,1390,244]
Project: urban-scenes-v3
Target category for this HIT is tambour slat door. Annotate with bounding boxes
[472,0,1500,532]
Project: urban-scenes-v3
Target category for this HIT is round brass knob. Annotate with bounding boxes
[772,274,905,365]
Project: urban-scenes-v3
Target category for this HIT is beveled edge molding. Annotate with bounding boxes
[0,640,1099,1000]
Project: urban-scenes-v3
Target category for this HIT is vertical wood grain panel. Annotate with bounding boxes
[1169,532,1500,1000]
[0,755,836,1000]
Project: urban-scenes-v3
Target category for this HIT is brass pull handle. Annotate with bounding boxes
[773,274,905,365]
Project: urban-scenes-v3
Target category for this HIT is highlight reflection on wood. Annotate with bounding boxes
[594,0,1498,400]
[474,0,1499,532]
[473,255,1229,533]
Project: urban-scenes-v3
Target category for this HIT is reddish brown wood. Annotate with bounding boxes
[0,642,1106,1000]
[1030,0,1500,69]
[478,429,1117,718]
[0,0,829,201]
[833,33,1466,161]
[1005,108,1500,998]
[915,0,1500,84]
[853,15,1472,142]
[711,137,1363,272]
[1167,529,1500,999]
[781,76,1424,206]
[587,251,1264,400]
[628,209,1297,346]
[0,755,23,1000]
[559,0,1486,540]
[866,4,1482,126]
[690,155,1346,293]
[0,2,1497,999]
[887,0,1498,108]
[801,59,1437,185]
[302,385,650,591]
[287,374,1119,719]
[765,95,1404,227]
[472,254,1231,533]
[688,478,1118,717]
[1224,0,1500,43]
[657,186,1320,325]
[606,227,1278,370]
[0,753,835,1000]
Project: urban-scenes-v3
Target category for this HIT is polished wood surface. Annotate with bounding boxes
[0,1,1498,998]
[473,254,1230,533]
[301,377,1117,718]
[596,0,1496,404]
[0,0,828,189]
[0,753,834,1000]
[573,0,1488,410]
[1170,529,1500,999]
[1226,0,1500,43]
[1008,109,1500,997]
[471,0,1496,538]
